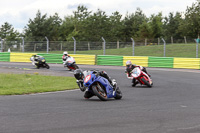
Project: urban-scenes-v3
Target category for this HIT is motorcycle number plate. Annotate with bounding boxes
[84,75,91,83]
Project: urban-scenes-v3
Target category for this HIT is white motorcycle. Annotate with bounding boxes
[63,57,79,71]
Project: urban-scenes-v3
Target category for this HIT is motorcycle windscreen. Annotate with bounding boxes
[131,67,141,78]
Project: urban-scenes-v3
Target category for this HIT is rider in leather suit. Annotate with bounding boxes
[125,60,151,87]
[74,69,116,99]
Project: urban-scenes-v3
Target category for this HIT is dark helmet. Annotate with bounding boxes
[74,69,84,80]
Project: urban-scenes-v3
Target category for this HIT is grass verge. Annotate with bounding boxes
[0,73,78,95]
[34,43,199,58]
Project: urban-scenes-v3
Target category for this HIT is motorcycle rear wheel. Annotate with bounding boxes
[73,64,79,70]
[92,83,107,101]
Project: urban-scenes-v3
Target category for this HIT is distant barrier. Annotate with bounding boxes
[123,56,148,67]
[148,57,174,68]
[0,52,200,69]
[10,53,36,62]
[97,55,123,66]
[173,58,200,69]
[0,52,10,62]
[38,53,62,64]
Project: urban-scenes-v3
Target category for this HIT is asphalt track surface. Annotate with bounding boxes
[1,62,200,133]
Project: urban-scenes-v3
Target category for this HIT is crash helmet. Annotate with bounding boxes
[63,51,68,56]
[74,69,84,80]
[126,60,132,67]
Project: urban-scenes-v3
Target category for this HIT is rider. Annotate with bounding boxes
[74,69,117,99]
[125,60,151,87]
[30,55,43,65]
[62,51,70,67]
[62,51,70,62]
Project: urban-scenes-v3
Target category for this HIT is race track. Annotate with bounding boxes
[1,62,200,133]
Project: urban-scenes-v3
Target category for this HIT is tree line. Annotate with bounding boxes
[1,0,200,42]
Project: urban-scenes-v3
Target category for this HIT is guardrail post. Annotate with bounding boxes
[45,36,49,53]
[131,38,135,56]
[72,37,76,54]
[162,38,166,57]
[195,38,199,58]
[0,37,2,52]
[21,37,24,52]
[102,37,106,55]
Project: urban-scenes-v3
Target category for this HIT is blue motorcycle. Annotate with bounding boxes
[83,71,122,101]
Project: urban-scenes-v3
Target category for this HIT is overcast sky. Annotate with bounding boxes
[0,0,197,33]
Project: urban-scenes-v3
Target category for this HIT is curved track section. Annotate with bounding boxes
[1,62,200,133]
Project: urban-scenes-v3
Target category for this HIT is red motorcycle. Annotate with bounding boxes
[131,67,153,87]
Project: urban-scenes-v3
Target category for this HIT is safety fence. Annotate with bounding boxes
[0,52,200,69]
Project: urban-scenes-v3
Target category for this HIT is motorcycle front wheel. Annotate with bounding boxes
[92,83,107,101]
[45,63,50,69]
[141,77,152,87]
[114,87,122,100]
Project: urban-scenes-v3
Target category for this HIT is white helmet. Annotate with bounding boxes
[126,60,132,66]
[63,51,68,55]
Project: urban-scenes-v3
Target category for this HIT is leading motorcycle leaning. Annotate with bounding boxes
[125,60,153,87]
[74,69,122,101]
[30,55,50,69]
[130,67,153,87]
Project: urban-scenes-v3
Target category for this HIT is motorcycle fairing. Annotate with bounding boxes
[83,73,116,98]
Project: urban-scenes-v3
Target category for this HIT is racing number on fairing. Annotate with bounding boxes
[84,75,91,83]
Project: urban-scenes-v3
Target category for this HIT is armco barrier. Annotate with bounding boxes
[97,55,123,66]
[173,58,200,69]
[70,54,95,65]
[123,56,148,67]
[148,57,174,68]
[1,52,200,70]
[0,52,10,62]
[39,54,96,65]
[10,53,36,62]
[38,53,63,64]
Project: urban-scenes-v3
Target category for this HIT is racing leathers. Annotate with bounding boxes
[62,55,70,66]
[30,55,43,66]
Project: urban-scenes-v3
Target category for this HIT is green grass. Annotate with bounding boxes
[34,43,199,58]
[0,73,78,95]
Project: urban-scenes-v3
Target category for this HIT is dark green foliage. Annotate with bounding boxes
[1,1,200,42]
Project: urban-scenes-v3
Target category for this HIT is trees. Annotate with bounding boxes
[163,12,183,40]
[178,0,200,38]
[108,11,123,41]
[148,13,163,39]
[24,10,62,41]
[122,8,147,41]
[0,22,20,41]
[2,1,200,42]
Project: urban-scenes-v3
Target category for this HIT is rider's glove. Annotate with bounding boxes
[76,80,86,92]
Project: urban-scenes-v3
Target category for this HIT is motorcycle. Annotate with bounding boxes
[63,57,79,71]
[83,71,122,101]
[30,56,50,69]
[131,67,153,87]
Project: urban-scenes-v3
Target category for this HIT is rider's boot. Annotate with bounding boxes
[132,78,139,87]
[111,79,117,90]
